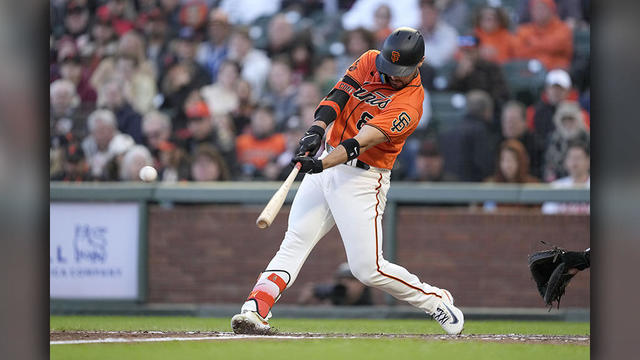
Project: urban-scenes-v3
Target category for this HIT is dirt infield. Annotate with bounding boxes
[50,331,590,345]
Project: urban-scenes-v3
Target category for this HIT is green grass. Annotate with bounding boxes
[50,316,590,360]
[50,316,590,335]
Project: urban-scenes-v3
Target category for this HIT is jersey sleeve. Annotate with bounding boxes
[364,106,421,144]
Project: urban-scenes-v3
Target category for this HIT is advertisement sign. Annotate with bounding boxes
[50,202,140,299]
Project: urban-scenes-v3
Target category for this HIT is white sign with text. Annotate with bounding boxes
[50,202,140,299]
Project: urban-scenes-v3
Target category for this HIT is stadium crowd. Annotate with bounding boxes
[50,0,590,195]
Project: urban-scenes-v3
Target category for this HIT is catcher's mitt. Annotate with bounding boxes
[528,245,590,309]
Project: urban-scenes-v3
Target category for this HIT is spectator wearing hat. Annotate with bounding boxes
[473,5,516,64]
[439,90,500,182]
[526,68,589,146]
[97,78,144,144]
[413,140,459,182]
[97,0,135,36]
[418,0,459,68]
[63,0,91,40]
[196,8,231,84]
[514,0,573,70]
[189,144,231,181]
[179,101,236,167]
[543,101,590,182]
[542,140,590,214]
[448,35,510,109]
[235,105,287,180]
[50,141,93,182]
[227,27,271,99]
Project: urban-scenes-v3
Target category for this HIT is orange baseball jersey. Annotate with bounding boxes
[320,50,424,169]
[236,133,286,170]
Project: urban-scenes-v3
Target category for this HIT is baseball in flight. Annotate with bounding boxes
[139,165,158,182]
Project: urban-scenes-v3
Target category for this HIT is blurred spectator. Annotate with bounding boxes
[527,69,589,145]
[314,55,339,95]
[227,27,271,99]
[440,90,499,182]
[518,0,588,30]
[50,142,93,182]
[201,60,240,117]
[190,144,231,181]
[230,79,256,135]
[63,0,91,40]
[97,78,144,144]
[473,5,516,64]
[97,0,135,36]
[102,132,136,181]
[500,101,545,179]
[448,35,510,109]
[139,8,171,81]
[180,100,231,156]
[298,262,373,306]
[290,34,315,82]
[266,13,296,58]
[196,8,231,83]
[514,0,573,70]
[159,0,182,34]
[81,109,123,178]
[178,0,209,36]
[54,40,97,104]
[485,139,539,184]
[413,140,458,182]
[157,142,190,182]
[419,0,459,68]
[173,27,211,83]
[542,140,590,214]
[263,57,299,130]
[543,101,590,182]
[91,31,158,113]
[159,62,208,130]
[142,110,172,158]
[50,79,83,141]
[373,4,393,46]
[336,28,377,79]
[218,0,281,25]
[438,0,470,34]
[235,105,287,179]
[119,145,154,181]
[342,0,420,32]
[85,10,119,71]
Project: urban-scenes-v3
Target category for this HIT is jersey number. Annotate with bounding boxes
[356,112,373,130]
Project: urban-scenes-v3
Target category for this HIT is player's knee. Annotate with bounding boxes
[349,261,378,286]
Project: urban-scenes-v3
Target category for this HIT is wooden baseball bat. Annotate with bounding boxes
[256,162,302,229]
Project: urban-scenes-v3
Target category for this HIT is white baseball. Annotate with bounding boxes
[139,165,158,182]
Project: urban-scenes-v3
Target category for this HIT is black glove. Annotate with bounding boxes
[292,156,323,174]
[528,246,590,309]
[295,125,324,157]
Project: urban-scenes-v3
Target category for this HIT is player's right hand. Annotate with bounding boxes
[295,125,324,157]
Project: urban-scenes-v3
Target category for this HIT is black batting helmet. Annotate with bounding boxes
[375,27,425,77]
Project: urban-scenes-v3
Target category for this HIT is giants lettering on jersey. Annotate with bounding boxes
[353,88,393,109]
[390,112,411,133]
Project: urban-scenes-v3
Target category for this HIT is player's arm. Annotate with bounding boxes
[293,125,387,173]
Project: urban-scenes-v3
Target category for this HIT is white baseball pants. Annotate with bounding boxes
[262,159,447,314]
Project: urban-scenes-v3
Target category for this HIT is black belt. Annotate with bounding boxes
[354,160,371,170]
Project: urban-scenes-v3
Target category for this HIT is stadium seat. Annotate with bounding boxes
[502,60,547,106]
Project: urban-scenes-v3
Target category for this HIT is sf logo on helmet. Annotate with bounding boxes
[391,51,400,63]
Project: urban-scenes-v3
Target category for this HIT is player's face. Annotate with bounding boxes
[386,69,417,89]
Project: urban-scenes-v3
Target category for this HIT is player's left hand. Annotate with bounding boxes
[295,125,324,157]
[292,156,323,174]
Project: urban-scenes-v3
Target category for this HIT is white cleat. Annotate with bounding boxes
[231,311,272,335]
[432,289,464,335]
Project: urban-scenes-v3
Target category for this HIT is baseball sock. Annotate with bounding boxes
[242,272,287,319]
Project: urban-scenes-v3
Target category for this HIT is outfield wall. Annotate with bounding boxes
[50,182,590,309]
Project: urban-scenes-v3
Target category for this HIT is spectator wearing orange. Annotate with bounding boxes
[235,106,287,179]
[514,0,573,70]
[473,5,516,64]
[485,139,539,184]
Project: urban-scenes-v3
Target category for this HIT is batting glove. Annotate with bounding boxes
[292,156,323,174]
[295,125,324,157]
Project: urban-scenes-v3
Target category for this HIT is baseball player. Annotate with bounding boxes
[231,27,464,335]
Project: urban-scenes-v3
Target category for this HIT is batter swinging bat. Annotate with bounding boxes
[256,162,302,229]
